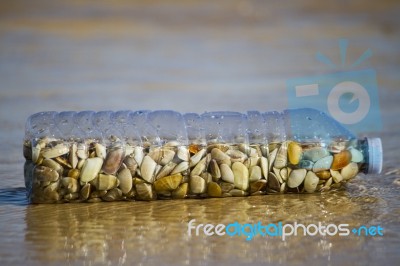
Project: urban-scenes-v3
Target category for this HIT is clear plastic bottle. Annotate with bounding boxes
[23,108,382,203]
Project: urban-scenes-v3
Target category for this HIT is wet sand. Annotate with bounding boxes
[0,0,400,265]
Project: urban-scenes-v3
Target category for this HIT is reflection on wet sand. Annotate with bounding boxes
[25,190,384,264]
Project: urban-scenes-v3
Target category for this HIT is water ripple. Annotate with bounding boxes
[0,187,29,206]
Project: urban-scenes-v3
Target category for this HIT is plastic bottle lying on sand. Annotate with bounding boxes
[23,108,382,203]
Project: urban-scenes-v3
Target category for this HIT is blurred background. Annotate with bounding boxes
[0,0,399,265]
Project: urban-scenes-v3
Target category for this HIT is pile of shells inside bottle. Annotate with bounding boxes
[23,136,366,203]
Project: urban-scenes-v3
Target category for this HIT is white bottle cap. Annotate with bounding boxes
[367,138,383,174]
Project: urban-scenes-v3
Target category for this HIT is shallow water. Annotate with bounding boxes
[1,0,400,265]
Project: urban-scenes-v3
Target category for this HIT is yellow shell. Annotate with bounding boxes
[288,142,302,165]
[316,170,331,180]
[154,173,183,192]
[172,183,188,199]
[207,182,222,197]
[331,150,352,170]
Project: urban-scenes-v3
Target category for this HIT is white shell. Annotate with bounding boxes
[80,157,103,182]
[287,168,307,188]
[140,156,157,183]
[220,164,234,184]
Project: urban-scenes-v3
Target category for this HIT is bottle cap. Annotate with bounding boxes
[367,138,383,174]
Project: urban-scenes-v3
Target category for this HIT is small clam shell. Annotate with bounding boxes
[154,164,162,177]
[80,157,103,182]
[313,156,333,173]
[154,173,183,192]
[177,146,189,162]
[44,180,60,192]
[95,143,107,159]
[280,168,288,182]
[140,155,157,183]
[102,146,125,175]
[269,148,278,171]
[304,171,319,193]
[328,141,347,153]
[349,148,364,163]
[209,159,221,180]
[54,156,72,169]
[171,161,189,175]
[77,159,85,170]
[155,161,177,180]
[189,144,202,154]
[90,190,107,198]
[64,192,79,200]
[316,170,331,180]
[42,159,63,175]
[43,190,61,201]
[76,143,88,159]
[331,150,351,170]
[280,182,286,193]
[32,143,41,163]
[207,181,222,197]
[260,157,269,180]
[201,172,212,183]
[94,174,118,191]
[288,142,302,165]
[238,143,251,154]
[190,175,206,194]
[102,188,123,202]
[69,143,78,169]
[164,141,182,147]
[34,165,59,182]
[136,183,155,200]
[325,177,333,188]
[207,144,229,153]
[226,150,247,163]
[41,143,70,159]
[123,156,138,176]
[269,143,279,152]
[250,179,267,194]
[246,157,259,168]
[260,145,269,157]
[190,156,208,177]
[220,163,234,183]
[189,149,206,168]
[220,182,234,193]
[341,162,359,180]
[117,168,133,194]
[125,144,134,156]
[80,183,91,200]
[249,165,262,182]
[172,183,188,199]
[287,169,307,188]
[330,170,344,183]
[303,147,330,162]
[61,177,79,193]
[274,142,288,169]
[298,160,314,170]
[232,162,249,191]
[273,167,283,184]
[134,146,144,166]
[210,148,231,164]
[148,148,175,166]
